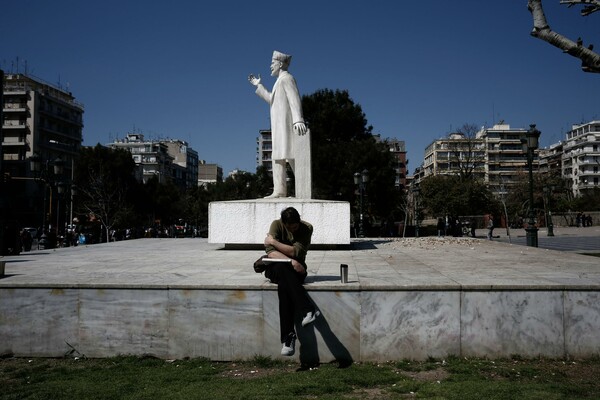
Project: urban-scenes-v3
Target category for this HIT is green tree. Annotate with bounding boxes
[420,175,497,218]
[181,185,211,235]
[141,176,181,226]
[504,169,570,227]
[74,145,140,241]
[302,89,400,222]
[568,188,600,212]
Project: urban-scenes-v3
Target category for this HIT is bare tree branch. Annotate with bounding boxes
[528,0,600,73]
[78,164,128,242]
[560,0,600,16]
[448,124,486,181]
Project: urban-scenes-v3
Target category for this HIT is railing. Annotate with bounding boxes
[3,103,27,110]
[2,121,28,128]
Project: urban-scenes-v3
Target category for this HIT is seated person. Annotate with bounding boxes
[263,207,318,356]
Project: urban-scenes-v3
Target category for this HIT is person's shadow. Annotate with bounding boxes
[295,297,353,371]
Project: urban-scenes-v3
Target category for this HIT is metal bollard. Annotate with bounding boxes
[340,264,348,283]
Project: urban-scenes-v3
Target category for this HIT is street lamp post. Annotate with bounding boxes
[543,185,555,237]
[29,154,65,239]
[522,124,541,247]
[353,169,369,238]
[412,185,420,238]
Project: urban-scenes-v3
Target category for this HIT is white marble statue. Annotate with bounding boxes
[248,50,312,199]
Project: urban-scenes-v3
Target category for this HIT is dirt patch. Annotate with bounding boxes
[400,367,449,382]
[220,363,297,379]
[543,360,600,383]
[350,387,406,400]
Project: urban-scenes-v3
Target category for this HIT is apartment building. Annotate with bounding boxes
[163,139,199,190]
[256,129,272,172]
[108,134,200,190]
[1,72,84,227]
[423,132,486,181]
[562,121,600,196]
[198,162,223,187]
[421,123,538,196]
[381,137,408,189]
[538,141,563,178]
[483,123,537,195]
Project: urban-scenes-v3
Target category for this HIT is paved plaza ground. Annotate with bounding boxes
[1,226,599,290]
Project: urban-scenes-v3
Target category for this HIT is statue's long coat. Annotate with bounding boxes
[255,71,304,160]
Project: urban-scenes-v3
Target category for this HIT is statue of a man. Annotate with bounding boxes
[249,51,311,199]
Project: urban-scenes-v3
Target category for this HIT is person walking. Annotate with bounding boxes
[487,214,494,240]
[437,217,445,237]
[262,207,319,356]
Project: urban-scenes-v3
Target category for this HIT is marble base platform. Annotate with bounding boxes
[208,199,350,245]
[1,237,600,361]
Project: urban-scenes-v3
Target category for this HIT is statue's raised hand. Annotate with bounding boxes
[248,74,261,86]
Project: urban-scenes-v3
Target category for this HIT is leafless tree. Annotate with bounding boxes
[448,123,486,181]
[528,0,600,72]
[78,165,130,243]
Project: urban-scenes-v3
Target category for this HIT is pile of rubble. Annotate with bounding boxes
[378,236,482,250]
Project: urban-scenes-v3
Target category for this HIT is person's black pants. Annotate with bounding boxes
[265,264,312,342]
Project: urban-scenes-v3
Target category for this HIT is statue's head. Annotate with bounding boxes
[271,50,292,76]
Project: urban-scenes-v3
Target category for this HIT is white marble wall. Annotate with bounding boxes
[2,287,600,360]
[461,291,565,358]
[564,291,600,357]
[169,289,266,360]
[208,199,350,245]
[78,289,170,358]
[0,288,79,357]
[360,291,460,361]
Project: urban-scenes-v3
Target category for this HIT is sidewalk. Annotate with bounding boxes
[492,225,600,239]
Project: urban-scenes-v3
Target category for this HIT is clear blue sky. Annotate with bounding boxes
[2,0,599,175]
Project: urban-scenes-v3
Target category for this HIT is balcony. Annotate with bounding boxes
[3,103,27,112]
[578,169,600,177]
[1,136,27,146]
[2,121,29,130]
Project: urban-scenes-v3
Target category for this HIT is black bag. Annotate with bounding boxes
[253,257,267,273]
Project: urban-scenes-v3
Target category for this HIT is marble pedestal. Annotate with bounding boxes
[208,199,350,245]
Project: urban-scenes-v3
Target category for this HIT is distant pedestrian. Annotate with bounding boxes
[437,218,445,237]
[487,214,494,240]
[21,229,32,252]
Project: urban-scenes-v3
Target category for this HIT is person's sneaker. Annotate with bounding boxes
[301,310,320,327]
[281,332,296,356]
